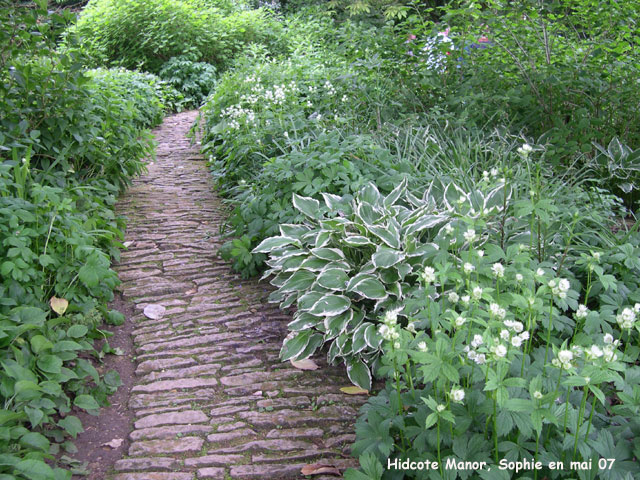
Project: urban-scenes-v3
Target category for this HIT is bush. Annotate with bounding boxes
[71,0,285,73]
[158,55,217,109]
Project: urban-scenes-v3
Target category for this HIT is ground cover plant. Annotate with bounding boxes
[0,2,168,477]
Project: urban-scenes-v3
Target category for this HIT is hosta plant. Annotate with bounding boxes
[254,177,509,389]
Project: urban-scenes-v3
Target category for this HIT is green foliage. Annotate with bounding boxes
[0,2,158,476]
[71,0,286,73]
[158,55,217,109]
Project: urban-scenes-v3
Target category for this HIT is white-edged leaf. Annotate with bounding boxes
[383,177,408,208]
[342,235,372,246]
[316,268,349,290]
[371,247,405,269]
[346,357,372,390]
[309,295,351,316]
[292,194,321,219]
[347,275,387,300]
[280,330,312,361]
[253,236,299,253]
[310,247,345,262]
[279,269,316,292]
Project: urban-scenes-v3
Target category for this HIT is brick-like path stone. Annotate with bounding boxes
[111,111,363,479]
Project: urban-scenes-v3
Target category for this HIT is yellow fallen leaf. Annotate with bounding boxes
[340,386,369,395]
[50,297,69,316]
[290,358,319,371]
[301,463,341,475]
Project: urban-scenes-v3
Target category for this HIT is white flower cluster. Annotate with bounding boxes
[463,228,477,243]
[501,319,529,347]
[616,306,638,330]
[491,343,508,358]
[324,80,336,96]
[575,304,589,320]
[553,349,574,370]
[464,334,487,365]
[378,308,402,345]
[488,302,505,319]
[517,143,533,156]
[492,262,505,278]
[421,266,436,285]
[221,104,257,130]
[548,278,570,299]
[450,387,465,403]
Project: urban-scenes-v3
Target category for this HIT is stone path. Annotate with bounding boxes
[111,111,364,480]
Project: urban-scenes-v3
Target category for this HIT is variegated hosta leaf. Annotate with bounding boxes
[324,310,353,338]
[316,268,349,290]
[288,312,322,331]
[279,269,316,292]
[443,182,469,211]
[292,193,322,219]
[279,223,312,239]
[298,290,326,310]
[252,235,300,253]
[364,323,382,349]
[358,182,383,207]
[351,323,369,354]
[310,247,345,262]
[404,214,448,237]
[346,273,387,300]
[355,201,379,226]
[371,247,405,269]
[383,177,408,209]
[309,294,351,316]
[368,221,401,249]
[342,235,372,246]
[346,357,372,390]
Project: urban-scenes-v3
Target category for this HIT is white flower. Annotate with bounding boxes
[467,350,478,361]
[489,302,504,318]
[378,324,390,339]
[406,322,417,334]
[482,170,489,179]
[493,344,507,358]
[603,333,614,344]
[472,286,483,300]
[455,316,467,327]
[517,144,532,156]
[533,391,543,400]
[417,341,428,352]
[575,305,589,320]
[461,295,470,305]
[558,291,567,299]
[463,262,475,274]
[383,309,399,326]
[444,224,454,235]
[500,329,510,340]
[511,336,523,347]
[536,268,545,277]
[558,279,570,292]
[603,345,618,362]
[490,168,499,177]
[451,388,465,403]
[515,273,523,282]
[475,353,486,364]
[471,334,483,348]
[616,307,636,329]
[586,345,603,360]
[592,252,601,262]
[557,350,573,365]
[520,331,530,340]
[436,404,446,412]
[492,263,505,278]
[421,266,436,284]
[512,322,524,333]
[394,341,401,349]
[463,229,477,243]
[634,303,640,313]
[448,292,459,303]
[477,249,484,258]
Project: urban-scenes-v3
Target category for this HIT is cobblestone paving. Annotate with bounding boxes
[111,111,364,480]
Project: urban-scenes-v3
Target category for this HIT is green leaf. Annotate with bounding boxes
[292,194,321,219]
[316,268,349,290]
[19,432,49,452]
[309,295,351,316]
[30,335,53,354]
[78,254,104,288]
[253,236,299,253]
[66,325,88,339]
[58,416,83,438]
[371,247,405,269]
[347,275,387,300]
[14,459,55,480]
[73,395,100,412]
[279,269,316,292]
[346,357,371,390]
[310,247,345,262]
[280,331,312,361]
[36,355,62,374]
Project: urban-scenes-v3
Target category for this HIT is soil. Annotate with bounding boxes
[69,292,137,480]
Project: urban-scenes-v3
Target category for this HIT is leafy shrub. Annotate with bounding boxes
[71,0,285,73]
[158,55,217,109]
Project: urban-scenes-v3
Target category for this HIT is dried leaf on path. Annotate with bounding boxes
[290,358,319,370]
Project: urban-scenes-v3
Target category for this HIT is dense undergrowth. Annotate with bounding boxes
[195,1,640,478]
[3,0,639,477]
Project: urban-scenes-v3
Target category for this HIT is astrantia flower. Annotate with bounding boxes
[512,321,524,333]
[490,168,499,177]
[520,331,530,341]
[444,224,454,235]
[472,286,483,300]
[451,387,465,403]
[603,333,614,344]
[463,262,475,274]
[500,329,510,340]
[603,345,618,362]
[471,334,483,348]
[533,391,543,399]
[461,295,470,305]
[558,279,570,292]
[536,268,545,277]
[586,345,603,360]
[455,316,467,327]
[575,304,589,320]
[467,350,478,361]
[436,404,446,412]
[475,353,486,364]
[448,292,459,303]
[511,336,523,348]
[477,250,484,258]
[383,309,399,326]
[417,341,428,352]
[616,307,636,329]
[421,266,436,284]
[463,229,477,243]
[515,273,523,282]
[493,344,507,358]
[492,263,505,278]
